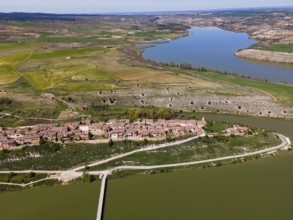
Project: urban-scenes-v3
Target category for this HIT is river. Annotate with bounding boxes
[142,27,293,84]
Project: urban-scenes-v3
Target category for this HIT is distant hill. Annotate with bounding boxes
[0,6,292,20]
[0,12,98,21]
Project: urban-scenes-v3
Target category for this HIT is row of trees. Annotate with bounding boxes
[124,108,176,121]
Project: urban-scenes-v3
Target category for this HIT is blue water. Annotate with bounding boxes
[142,27,293,84]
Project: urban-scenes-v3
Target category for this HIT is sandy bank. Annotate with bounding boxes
[236,49,293,64]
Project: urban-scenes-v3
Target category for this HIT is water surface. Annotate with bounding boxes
[105,151,293,220]
[0,182,100,220]
[142,27,293,84]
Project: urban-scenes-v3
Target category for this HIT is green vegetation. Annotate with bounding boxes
[263,44,293,53]
[204,121,231,133]
[6,21,37,27]
[91,131,280,171]
[0,139,165,170]
[0,97,68,127]
[18,46,122,91]
[0,172,47,184]
[30,46,106,59]
[0,182,101,220]
[0,42,27,50]
[0,184,23,192]
[37,36,130,44]
[129,31,183,40]
[86,105,177,122]
[0,52,30,84]
[82,172,96,183]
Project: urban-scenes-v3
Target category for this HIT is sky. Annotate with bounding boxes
[0,0,292,14]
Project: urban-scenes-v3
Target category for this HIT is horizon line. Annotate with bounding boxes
[0,5,292,16]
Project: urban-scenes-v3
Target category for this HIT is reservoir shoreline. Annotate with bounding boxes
[141,27,293,84]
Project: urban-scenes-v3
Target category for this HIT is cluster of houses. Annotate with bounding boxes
[225,125,250,136]
[0,118,207,149]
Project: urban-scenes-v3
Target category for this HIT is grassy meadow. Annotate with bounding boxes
[263,44,293,53]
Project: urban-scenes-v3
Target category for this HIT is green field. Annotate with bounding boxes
[0,52,30,84]
[0,182,100,220]
[30,46,106,59]
[263,44,293,53]
[104,151,293,220]
[18,46,121,91]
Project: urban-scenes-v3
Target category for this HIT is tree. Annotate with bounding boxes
[48,142,61,153]
[108,139,114,148]
[143,138,148,146]
[29,172,36,178]
[7,172,16,182]
[82,172,95,183]
[39,138,47,146]
[88,131,94,140]
[180,63,192,70]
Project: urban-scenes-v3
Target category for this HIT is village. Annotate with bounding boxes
[0,118,212,149]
